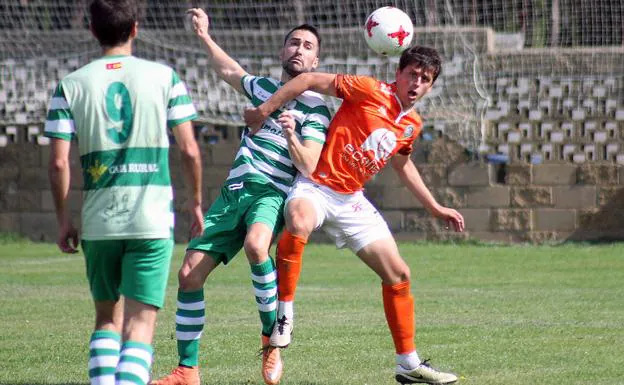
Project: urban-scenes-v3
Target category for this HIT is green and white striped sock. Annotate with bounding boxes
[176,289,205,367]
[89,330,121,385]
[115,341,153,385]
[250,257,277,336]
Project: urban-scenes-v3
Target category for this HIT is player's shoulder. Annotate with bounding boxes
[406,108,423,125]
[340,73,380,86]
[246,75,280,92]
[130,56,175,75]
[298,89,329,107]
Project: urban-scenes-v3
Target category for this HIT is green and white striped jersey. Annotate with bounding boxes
[44,55,197,240]
[233,75,331,195]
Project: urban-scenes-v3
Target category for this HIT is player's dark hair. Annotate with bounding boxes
[89,0,138,47]
[398,46,442,82]
[284,24,322,55]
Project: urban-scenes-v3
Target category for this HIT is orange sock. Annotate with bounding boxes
[276,230,307,301]
[382,281,416,354]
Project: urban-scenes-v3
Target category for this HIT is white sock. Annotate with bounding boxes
[278,300,294,320]
[397,351,421,369]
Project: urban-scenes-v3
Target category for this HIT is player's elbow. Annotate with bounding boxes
[179,141,201,161]
[48,158,69,173]
[299,159,319,178]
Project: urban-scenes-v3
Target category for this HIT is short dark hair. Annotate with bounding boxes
[283,24,322,55]
[398,46,442,82]
[89,0,138,47]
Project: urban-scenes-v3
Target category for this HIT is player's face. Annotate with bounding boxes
[395,64,434,109]
[280,29,320,78]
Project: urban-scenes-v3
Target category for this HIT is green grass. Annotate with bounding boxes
[1,241,624,384]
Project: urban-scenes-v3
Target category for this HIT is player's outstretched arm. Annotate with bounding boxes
[172,120,204,238]
[48,138,79,253]
[391,154,465,232]
[187,8,247,94]
[244,72,337,133]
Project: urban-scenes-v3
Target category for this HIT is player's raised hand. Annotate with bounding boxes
[57,221,79,253]
[186,8,210,38]
[244,106,269,135]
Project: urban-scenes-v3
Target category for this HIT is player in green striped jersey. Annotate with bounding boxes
[45,1,203,385]
[151,7,331,385]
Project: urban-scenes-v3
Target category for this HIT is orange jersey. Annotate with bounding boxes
[310,74,423,193]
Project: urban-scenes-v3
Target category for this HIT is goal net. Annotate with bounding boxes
[1,0,623,163]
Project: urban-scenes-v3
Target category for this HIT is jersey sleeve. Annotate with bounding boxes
[44,83,75,141]
[240,74,257,100]
[167,70,198,128]
[241,75,282,109]
[334,74,379,104]
[301,102,331,144]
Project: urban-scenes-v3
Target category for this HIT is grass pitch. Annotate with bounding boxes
[1,239,623,384]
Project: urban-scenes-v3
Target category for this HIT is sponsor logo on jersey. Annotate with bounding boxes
[258,123,284,137]
[87,160,108,183]
[403,125,414,138]
[340,128,397,177]
[108,163,160,174]
[254,87,273,102]
[106,62,122,70]
[361,128,397,162]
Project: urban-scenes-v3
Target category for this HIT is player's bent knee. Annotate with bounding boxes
[286,219,314,238]
[243,240,268,264]
[178,266,206,291]
[398,268,411,283]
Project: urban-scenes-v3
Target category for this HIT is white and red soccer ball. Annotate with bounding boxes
[363,7,414,56]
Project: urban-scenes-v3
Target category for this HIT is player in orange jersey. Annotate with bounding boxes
[244,46,463,384]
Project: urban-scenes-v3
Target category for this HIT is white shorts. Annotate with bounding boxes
[286,176,392,252]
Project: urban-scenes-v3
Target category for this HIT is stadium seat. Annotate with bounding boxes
[497,122,510,138]
[573,153,586,163]
[508,131,523,144]
[592,86,607,98]
[593,131,607,143]
[540,143,554,161]
[606,143,619,161]
[562,144,577,160]
[558,122,572,138]
[519,122,532,139]
[539,122,554,138]
[4,126,18,143]
[572,108,586,121]
[549,130,564,143]
[497,143,510,155]
[529,109,543,121]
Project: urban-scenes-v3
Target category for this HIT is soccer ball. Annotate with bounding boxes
[363,7,414,56]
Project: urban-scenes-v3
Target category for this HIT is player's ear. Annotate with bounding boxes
[130,22,139,39]
[312,56,319,69]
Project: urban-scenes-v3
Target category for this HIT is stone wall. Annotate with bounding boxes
[2,140,623,244]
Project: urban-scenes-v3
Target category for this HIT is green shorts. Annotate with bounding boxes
[187,181,285,265]
[81,238,174,308]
